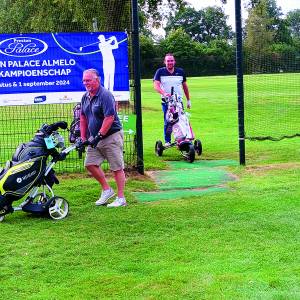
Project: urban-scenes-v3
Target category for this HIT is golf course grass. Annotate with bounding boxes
[0,75,299,299]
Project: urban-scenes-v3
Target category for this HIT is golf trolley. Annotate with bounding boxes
[155,90,202,163]
[0,121,81,222]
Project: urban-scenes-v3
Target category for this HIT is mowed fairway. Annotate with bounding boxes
[0,75,299,299]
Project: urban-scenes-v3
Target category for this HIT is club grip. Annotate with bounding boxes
[51,121,68,131]
[41,121,68,134]
[171,86,174,95]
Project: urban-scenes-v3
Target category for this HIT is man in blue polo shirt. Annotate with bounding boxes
[80,68,126,207]
[153,53,191,147]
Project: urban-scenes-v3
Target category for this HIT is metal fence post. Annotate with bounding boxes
[131,0,144,174]
[235,0,246,165]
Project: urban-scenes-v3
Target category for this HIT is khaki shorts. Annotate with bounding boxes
[84,130,124,171]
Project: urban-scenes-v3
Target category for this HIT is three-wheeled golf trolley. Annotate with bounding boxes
[155,91,202,163]
[0,121,82,222]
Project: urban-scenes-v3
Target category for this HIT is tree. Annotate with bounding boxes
[203,39,235,75]
[244,0,276,73]
[165,6,232,44]
[154,28,235,77]
[139,0,186,28]
[0,0,228,33]
[244,0,276,53]
[286,9,300,40]
[0,0,132,32]
[0,0,188,33]
[245,0,292,44]
[244,0,298,74]
[159,28,199,58]
[140,35,158,58]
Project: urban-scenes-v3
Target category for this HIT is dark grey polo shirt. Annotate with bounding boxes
[80,86,122,138]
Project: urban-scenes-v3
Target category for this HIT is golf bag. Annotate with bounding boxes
[155,88,202,163]
[165,94,194,143]
[0,121,77,220]
[69,103,81,143]
[69,103,84,158]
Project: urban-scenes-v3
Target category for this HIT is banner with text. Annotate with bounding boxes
[0,32,129,106]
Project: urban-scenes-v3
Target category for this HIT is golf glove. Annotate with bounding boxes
[187,100,191,109]
[89,133,103,148]
[76,138,87,152]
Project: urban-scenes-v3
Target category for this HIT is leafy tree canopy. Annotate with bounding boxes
[244,0,276,52]
[0,0,131,32]
[165,6,232,44]
[159,28,199,57]
[0,0,188,33]
[244,0,295,53]
[0,0,228,33]
[286,9,300,39]
[245,0,292,44]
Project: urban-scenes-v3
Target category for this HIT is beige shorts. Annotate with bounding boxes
[84,130,124,171]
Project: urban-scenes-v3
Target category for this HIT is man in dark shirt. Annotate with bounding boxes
[153,53,191,146]
[80,68,126,207]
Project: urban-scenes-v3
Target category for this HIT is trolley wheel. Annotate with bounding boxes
[187,144,195,163]
[155,140,164,156]
[0,204,14,220]
[48,196,69,220]
[194,139,202,156]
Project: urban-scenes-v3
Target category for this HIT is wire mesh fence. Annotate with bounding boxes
[0,101,135,172]
[244,54,300,141]
[0,0,137,173]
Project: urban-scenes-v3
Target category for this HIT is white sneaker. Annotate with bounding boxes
[164,142,171,147]
[95,188,115,206]
[107,197,127,208]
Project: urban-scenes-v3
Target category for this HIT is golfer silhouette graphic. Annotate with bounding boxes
[97,35,118,91]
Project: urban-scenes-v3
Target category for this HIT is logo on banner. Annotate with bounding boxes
[59,95,73,102]
[0,37,48,57]
[34,95,46,103]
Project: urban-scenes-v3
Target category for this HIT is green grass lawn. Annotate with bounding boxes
[1,75,299,299]
[142,75,300,168]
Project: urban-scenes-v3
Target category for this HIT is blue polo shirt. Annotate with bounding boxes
[81,86,122,138]
[153,67,186,98]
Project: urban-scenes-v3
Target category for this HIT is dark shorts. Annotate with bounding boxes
[84,130,124,171]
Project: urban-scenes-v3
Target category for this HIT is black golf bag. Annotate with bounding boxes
[0,121,73,220]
